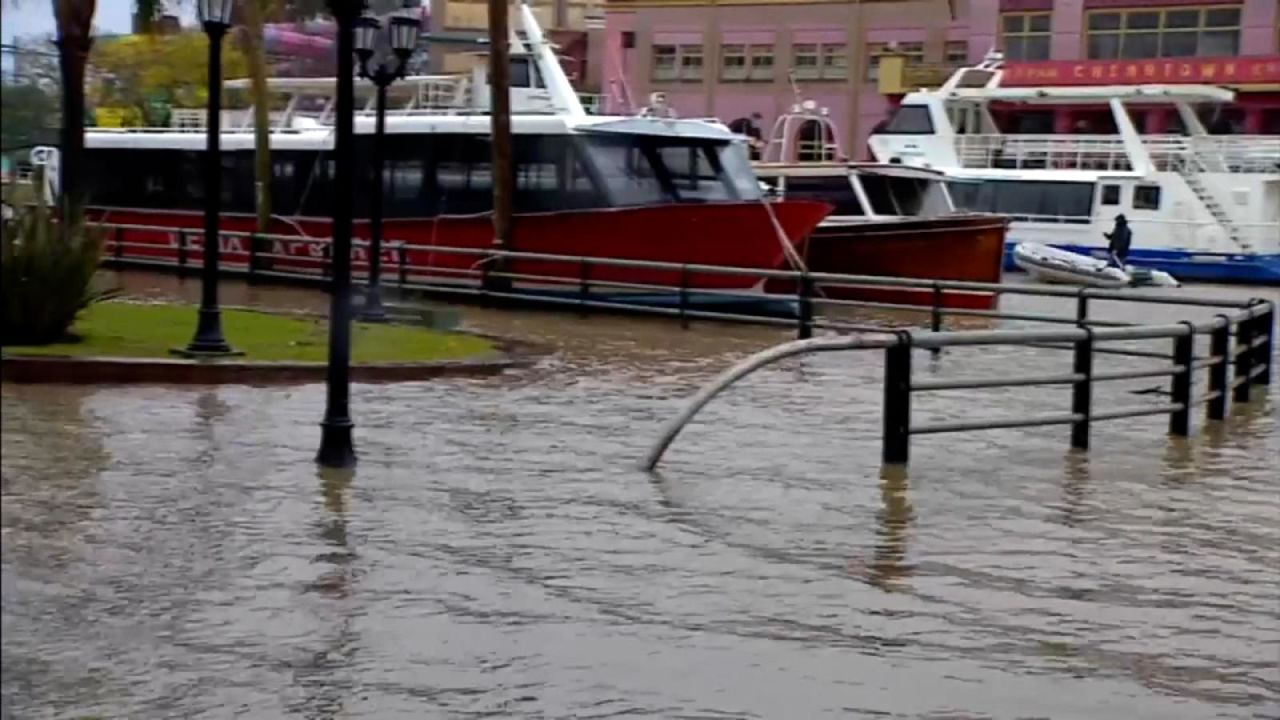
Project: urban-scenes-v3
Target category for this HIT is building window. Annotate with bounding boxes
[1085,6,1241,60]
[721,44,747,80]
[792,42,847,80]
[822,44,848,79]
[1001,12,1051,61]
[748,44,774,81]
[944,41,968,65]
[866,41,924,81]
[653,43,703,82]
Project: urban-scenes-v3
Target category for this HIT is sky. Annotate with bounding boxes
[1,0,192,43]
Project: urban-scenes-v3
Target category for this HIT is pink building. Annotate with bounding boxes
[601,0,1280,158]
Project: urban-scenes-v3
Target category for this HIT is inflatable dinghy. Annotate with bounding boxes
[1012,243,1179,288]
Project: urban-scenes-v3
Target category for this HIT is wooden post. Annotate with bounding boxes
[486,0,513,293]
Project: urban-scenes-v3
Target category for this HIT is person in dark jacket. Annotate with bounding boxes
[1104,214,1132,267]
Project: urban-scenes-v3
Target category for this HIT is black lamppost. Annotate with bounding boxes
[316,0,365,469]
[182,0,237,356]
[353,11,421,322]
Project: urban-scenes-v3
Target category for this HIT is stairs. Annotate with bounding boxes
[1178,168,1253,253]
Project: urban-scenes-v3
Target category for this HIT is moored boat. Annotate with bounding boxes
[82,2,830,308]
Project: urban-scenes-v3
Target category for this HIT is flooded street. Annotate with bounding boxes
[3,272,1278,719]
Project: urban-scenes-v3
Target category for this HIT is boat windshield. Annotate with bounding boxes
[578,135,762,206]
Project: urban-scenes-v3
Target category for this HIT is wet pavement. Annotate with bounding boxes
[2,272,1278,719]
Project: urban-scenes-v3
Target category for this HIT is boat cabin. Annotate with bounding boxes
[753,162,956,221]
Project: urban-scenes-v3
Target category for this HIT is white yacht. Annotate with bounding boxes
[867,52,1280,284]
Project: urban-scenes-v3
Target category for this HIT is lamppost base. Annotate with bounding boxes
[180,308,238,356]
[317,418,357,468]
[358,289,389,323]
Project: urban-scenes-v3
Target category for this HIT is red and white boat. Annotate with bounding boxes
[82,3,829,308]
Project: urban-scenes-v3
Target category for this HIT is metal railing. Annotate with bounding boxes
[643,298,1274,469]
[88,219,1275,468]
[954,133,1280,174]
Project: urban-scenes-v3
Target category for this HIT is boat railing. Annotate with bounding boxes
[955,134,1136,171]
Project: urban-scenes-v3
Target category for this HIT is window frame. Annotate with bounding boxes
[1083,5,1242,61]
[1134,184,1162,210]
[1000,12,1052,61]
[790,41,848,81]
[652,43,704,82]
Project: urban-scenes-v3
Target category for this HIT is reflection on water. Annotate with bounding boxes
[3,273,1279,719]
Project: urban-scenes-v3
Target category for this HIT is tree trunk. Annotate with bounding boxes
[53,0,96,214]
[242,0,273,232]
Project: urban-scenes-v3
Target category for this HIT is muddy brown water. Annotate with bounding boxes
[2,271,1277,719]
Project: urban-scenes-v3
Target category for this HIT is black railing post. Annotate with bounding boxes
[1070,326,1093,450]
[578,259,591,316]
[929,283,943,357]
[678,264,690,330]
[1251,300,1272,387]
[113,226,124,260]
[797,273,814,340]
[1207,315,1230,421]
[397,242,408,288]
[322,244,332,282]
[1169,322,1195,437]
[248,233,260,284]
[882,333,912,466]
[176,230,188,277]
[1076,289,1089,326]
[1233,313,1254,403]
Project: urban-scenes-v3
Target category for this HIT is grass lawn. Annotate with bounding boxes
[4,301,495,363]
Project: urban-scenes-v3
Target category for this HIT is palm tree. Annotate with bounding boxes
[51,0,161,211]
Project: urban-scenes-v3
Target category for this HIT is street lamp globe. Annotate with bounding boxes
[198,0,235,30]
[388,14,421,65]
[354,15,381,62]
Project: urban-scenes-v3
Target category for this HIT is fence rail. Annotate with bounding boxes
[643,300,1273,469]
[88,219,1275,469]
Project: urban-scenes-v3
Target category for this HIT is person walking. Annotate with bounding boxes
[1104,214,1132,268]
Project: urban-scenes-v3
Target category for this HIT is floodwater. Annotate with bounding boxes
[2,272,1278,719]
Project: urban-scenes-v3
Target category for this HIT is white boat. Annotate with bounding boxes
[1013,242,1179,288]
[867,52,1280,284]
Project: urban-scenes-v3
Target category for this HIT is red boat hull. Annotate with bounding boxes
[89,201,832,293]
[767,214,1009,310]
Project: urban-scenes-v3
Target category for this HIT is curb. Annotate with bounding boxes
[0,352,538,385]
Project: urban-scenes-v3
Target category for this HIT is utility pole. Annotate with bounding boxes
[485,0,513,292]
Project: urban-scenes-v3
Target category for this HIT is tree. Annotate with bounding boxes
[90,32,250,124]
[52,0,97,208]
[239,0,274,233]
[1,83,61,152]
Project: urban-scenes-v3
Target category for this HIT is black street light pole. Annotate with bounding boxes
[316,0,365,469]
[354,13,421,323]
[183,0,237,356]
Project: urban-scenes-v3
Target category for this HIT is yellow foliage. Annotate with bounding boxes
[90,32,249,116]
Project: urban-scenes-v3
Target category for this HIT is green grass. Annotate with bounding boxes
[3,301,495,363]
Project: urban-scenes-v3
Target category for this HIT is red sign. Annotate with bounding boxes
[1001,56,1280,88]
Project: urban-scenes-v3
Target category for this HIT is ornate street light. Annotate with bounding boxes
[181,0,238,356]
[353,11,421,322]
[316,0,368,469]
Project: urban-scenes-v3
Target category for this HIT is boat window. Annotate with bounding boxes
[948,179,1094,224]
[656,144,733,202]
[1133,184,1161,210]
[859,176,928,216]
[882,105,934,135]
[509,57,544,89]
[715,142,762,200]
[579,136,669,206]
[784,176,864,216]
[1101,184,1121,206]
